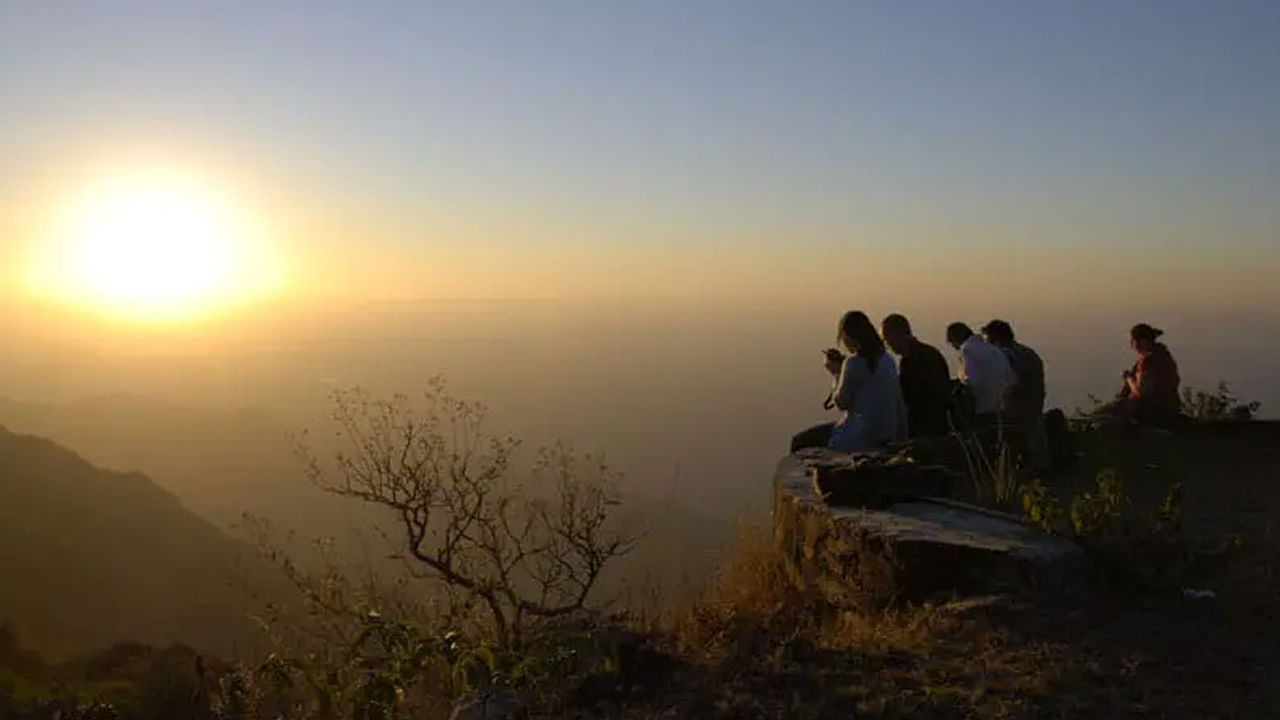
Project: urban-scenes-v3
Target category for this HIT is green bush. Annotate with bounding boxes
[1181,382,1261,421]
[0,631,214,720]
[1018,469,1188,593]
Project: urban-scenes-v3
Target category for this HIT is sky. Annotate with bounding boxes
[0,1,1278,535]
[1,0,1277,311]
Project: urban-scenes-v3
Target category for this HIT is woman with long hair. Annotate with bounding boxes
[791,310,908,452]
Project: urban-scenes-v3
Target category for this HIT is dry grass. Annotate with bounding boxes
[672,522,951,660]
[666,522,804,658]
[566,426,1280,719]
[628,523,1065,719]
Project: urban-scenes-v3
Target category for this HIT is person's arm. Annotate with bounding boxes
[1126,373,1141,398]
[999,348,1016,386]
[928,348,953,398]
[1134,352,1171,399]
[958,341,978,384]
[1031,353,1047,405]
[1000,350,1020,406]
[1127,356,1146,398]
[832,356,868,411]
[935,347,953,383]
[823,348,845,376]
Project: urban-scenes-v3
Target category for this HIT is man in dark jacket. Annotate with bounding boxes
[881,314,952,437]
[981,319,1049,470]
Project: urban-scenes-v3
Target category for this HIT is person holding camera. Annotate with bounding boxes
[1095,323,1182,426]
[790,311,908,453]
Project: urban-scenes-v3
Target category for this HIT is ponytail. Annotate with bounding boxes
[1131,323,1163,344]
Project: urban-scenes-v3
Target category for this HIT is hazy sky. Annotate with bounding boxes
[2,0,1278,308]
[1,1,1279,526]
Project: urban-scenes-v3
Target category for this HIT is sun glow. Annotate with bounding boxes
[28,171,282,322]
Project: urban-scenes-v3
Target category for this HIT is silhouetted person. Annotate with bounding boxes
[791,311,907,453]
[881,313,951,437]
[946,322,1013,426]
[982,319,1049,469]
[1097,323,1182,426]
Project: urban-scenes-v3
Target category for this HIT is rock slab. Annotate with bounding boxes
[774,448,1088,606]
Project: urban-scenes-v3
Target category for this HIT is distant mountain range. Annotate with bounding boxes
[0,424,274,659]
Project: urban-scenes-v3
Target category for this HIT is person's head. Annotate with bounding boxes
[838,311,886,368]
[880,313,914,355]
[980,319,1015,347]
[1130,323,1164,354]
[945,322,974,350]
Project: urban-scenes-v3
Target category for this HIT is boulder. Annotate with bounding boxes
[774,448,1088,607]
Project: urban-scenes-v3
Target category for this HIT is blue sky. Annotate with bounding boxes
[2,0,1277,305]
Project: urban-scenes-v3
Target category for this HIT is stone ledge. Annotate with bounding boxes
[774,449,1088,607]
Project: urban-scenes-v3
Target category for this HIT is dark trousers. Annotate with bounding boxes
[790,422,835,453]
[1094,397,1183,429]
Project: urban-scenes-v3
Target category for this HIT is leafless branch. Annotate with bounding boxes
[295,380,639,644]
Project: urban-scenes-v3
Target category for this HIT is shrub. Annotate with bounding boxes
[674,522,805,658]
[216,380,645,718]
[1017,469,1187,593]
[1019,477,1064,534]
[1180,382,1261,421]
[295,380,640,646]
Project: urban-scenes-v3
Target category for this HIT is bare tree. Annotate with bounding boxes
[297,379,639,645]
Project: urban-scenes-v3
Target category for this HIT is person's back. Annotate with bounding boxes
[1003,341,1046,420]
[1132,341,1181,419]
[829,353,908,451]
[980,320,1050,469]
[955,333,1013,417]
[899,338,952,436]
[881,314,952,438]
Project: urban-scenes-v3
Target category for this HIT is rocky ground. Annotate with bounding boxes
[547,423,1280,719]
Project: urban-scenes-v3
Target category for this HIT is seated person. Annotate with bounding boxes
[791,311,908,453]
[945,322,1014,428]
[1095,323,1182,426]
[981,319,1049,470]
[881,313,952,438]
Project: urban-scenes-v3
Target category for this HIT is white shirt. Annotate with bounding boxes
[958,335,1014,415]
[829,353,908,452]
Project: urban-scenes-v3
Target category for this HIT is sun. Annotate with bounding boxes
[28,171,281,322]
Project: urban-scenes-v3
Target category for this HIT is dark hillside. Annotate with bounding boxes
[0,396,734,608]
[0,425,270,659]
